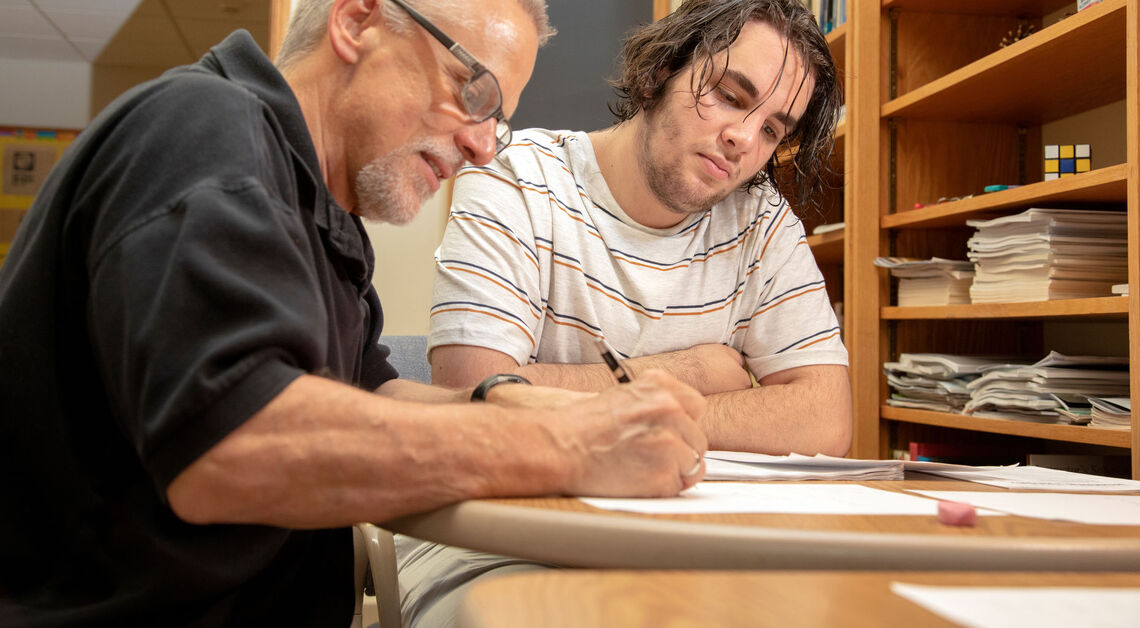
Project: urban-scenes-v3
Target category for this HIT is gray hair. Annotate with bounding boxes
[276,0,555,70]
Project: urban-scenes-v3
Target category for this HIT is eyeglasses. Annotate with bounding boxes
[388,0,512,154]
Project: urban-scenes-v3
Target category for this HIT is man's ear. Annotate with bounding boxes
[328,0,379,64]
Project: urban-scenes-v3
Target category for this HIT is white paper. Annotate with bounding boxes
[890,582,1140,628]
[918,465,1140,492]
[702,451,904,481]
[910,490,1140,525]
[582,483,951,515]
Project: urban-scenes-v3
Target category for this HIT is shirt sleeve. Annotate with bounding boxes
[429,163,546,365]
[740,201,848,380]
[87,179,330,493]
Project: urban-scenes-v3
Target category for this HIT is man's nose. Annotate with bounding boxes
[454,118,497,166]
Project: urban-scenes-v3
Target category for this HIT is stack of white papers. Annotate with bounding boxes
[812,221,845,235]
[1088,396,1131,429]
[703,451,904,481]
[963,352,1129,422]
[884,353,1011,412]
[874,257,974,306]
[966,208,1127,303]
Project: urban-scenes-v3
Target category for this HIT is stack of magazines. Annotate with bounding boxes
[966,208,1127,303]
[883,353,1011,412]
[963,352,1130,423]
[874,257,974,306]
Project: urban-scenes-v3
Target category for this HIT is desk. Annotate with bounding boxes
[457,571,1140,628]
[384,477,1140,571]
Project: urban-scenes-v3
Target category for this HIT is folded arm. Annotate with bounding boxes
[431,344,851,456]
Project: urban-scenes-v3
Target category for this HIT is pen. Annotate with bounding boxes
[594,338,633,383]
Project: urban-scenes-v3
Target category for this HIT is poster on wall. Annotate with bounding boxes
[0,127,78,267]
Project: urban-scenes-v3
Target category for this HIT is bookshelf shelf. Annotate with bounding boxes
[881,0,1126,124]
[882,297,1129,320]
[882,406,1132,448]
[880,0,1074,15]
[882,164,1128,229]
[807,229,845,265]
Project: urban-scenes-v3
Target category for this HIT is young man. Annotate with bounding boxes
[0,1,709,625]
[431,0,851,457]
[402,2,852,623]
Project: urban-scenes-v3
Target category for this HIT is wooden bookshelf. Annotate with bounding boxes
[845,0,1138,478]
[882,406,1132,448]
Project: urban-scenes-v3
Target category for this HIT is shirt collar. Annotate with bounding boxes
[203,30,374,286]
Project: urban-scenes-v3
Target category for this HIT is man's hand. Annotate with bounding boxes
[541,369,709,497]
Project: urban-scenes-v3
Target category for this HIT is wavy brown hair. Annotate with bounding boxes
[610,0,840,210]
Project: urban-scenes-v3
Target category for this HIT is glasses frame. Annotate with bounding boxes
[387,0,512,153]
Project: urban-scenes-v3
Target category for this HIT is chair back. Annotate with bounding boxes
[381,335,431,384]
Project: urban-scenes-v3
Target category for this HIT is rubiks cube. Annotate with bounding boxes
[1044,144,1091,181]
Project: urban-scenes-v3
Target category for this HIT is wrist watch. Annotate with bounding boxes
[470,373,532,402]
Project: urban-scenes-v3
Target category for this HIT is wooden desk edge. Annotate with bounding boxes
[384,500,1140,572]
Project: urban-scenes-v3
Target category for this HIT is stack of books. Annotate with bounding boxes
[963,352,1130,423]
[965,208,1127,303]
[873,257,974,306]
[883,353,1010,412]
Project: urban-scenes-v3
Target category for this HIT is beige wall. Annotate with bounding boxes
[364,181,452,336]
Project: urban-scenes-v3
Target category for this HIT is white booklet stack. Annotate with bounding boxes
[965,208,1127,303]
[963,352,1130,423]
[883,353,1011,412]
[873,257,974,306]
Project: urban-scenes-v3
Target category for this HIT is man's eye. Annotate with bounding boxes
[717,87,740,106]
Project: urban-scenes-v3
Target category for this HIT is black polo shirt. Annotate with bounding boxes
[0,30,397,626]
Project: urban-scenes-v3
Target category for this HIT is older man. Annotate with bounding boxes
[0,0,708,625]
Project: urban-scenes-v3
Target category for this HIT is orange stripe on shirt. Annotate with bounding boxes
[796,330,841,349]
[442,265,541,320]
[429,307,536,346]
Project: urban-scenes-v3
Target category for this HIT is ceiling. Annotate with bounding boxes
[0,0,269,67]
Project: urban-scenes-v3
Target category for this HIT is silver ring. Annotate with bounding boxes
[682,451,703,477]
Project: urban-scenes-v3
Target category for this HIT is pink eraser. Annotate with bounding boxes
[937,500,977,526]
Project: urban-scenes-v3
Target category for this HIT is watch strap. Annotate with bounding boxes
[470,373,532,402]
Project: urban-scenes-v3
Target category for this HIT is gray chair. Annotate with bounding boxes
[381,335,431,384]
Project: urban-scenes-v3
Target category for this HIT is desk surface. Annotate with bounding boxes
[457,571,1140,628]
[385,477,1140,571]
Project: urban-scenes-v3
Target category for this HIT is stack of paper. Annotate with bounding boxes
[812,221,845,235]
[1087,396,1131,430]
[965,208,1127,303]
[964,352,1130,422]
[883,353,1011,412]
[703,451,904,481]
[874,257,974,306]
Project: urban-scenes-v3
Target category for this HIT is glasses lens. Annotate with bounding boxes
[462,71,501,120]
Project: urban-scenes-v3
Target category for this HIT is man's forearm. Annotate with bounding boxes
[699,365,852,457]
[167,374,571,528]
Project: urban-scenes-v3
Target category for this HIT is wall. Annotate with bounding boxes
[510,0,651,132]
[0,57,91,128]
[364,182,451,336]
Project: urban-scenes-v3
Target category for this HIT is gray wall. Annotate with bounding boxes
[510,0,652,133]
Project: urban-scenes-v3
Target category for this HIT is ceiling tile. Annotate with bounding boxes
[0,6,58,37]
[0,34,82,61]
[33,0,141,15]
[44,10,126,41]
[70,37,107,61]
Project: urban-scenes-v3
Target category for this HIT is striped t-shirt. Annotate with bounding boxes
[429,129,847,379]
